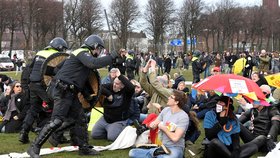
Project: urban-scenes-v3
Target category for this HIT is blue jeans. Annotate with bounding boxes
[204,66,210,78]
[129,146,184,158]
[195,108,210,119]
[139,114,148,123]
[91,116,127,141]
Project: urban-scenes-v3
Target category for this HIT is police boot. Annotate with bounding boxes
[153,145,171,156]
[27,119,62,158]
[48,120,74,147]
[19,129,29,144]
[79,144,100,156]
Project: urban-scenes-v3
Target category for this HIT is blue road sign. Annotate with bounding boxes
[187,37,196,45]
[170,39,182,46]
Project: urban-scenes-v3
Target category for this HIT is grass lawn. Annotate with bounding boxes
[0,68,269,157]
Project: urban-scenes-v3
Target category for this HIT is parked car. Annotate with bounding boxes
[0,55,14,71]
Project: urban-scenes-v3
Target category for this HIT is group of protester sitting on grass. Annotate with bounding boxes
[0,57,279,158]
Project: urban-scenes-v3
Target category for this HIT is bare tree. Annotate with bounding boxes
[64,0,81,48]
[18,0,42,53]
[198,4,219,53]
[178,1,190,54]
[64,0,102,48]
[145,0,175,53]
[6,1,21,56]
[0,0,9,53]
[109,0,140,49]
[215,0,239,52]
[79,0,103,41]
[178,0,203,53]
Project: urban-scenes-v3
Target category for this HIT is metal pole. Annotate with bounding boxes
[104,9,115,51]
[31,23,34,51]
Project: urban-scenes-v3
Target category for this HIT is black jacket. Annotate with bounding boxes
[113,55,126,75]
[55,48,113,91]
[172,75,185,89]
[5,92,30,120]
[239,106,280,140]
[101,75,135,123]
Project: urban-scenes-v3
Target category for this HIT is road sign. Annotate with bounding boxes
[187,37,196,45]
[170,39,182,46]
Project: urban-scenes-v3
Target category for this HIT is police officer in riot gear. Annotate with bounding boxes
[19,37,68,144]
[27,34,119,157]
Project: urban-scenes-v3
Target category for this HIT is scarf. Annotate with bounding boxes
[204,110,240,146]
[3,94,18,121]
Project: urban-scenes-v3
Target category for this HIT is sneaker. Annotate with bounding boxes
[153,145,171,156]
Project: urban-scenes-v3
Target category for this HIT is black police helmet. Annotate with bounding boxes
[192,50,201,57]
[49,37,68,51]
[81,35,105,50]
[128,50,134,55]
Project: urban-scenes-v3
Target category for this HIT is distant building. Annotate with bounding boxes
[1,0,64,52]
[99,30,148,53]
[263,0,279,10]
[127,31,148,53]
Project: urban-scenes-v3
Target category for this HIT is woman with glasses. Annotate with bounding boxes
[0,81,30,133]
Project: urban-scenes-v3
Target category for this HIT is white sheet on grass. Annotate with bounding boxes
[0,126,137,158]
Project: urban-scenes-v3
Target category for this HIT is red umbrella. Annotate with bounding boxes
[192,74,266,101]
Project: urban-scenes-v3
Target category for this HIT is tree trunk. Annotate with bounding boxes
[212,32,215,52]
[9,29,15,57]
[205,33,209,53]
[183,28,187,54]
[266,36,270,51]
[236,31,240,52]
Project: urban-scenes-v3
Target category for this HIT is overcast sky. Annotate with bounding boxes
[100,0,273,33]
[101,0,266,10]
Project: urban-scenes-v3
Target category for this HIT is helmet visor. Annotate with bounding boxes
[95,46,105,57]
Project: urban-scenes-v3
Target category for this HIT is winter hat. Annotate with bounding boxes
[218,96,234,110]
[1,75,9,82]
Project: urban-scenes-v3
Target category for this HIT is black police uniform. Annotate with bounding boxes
[125,54,136,80]
[28,47,115,157]
[19,48,59,143]
[243,54,254,78]
[113,55,126,75]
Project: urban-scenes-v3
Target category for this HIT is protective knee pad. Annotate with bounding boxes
[50,119,63,129]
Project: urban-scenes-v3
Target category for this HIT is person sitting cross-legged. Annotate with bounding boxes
[129,90,189,158]
[91,68,135,141]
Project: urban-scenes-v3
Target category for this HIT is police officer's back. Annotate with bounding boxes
[19,37,68,144]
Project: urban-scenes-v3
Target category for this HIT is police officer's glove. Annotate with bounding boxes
[266,138,276,151]
[219,117,228,126]
[110,50,119,60]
